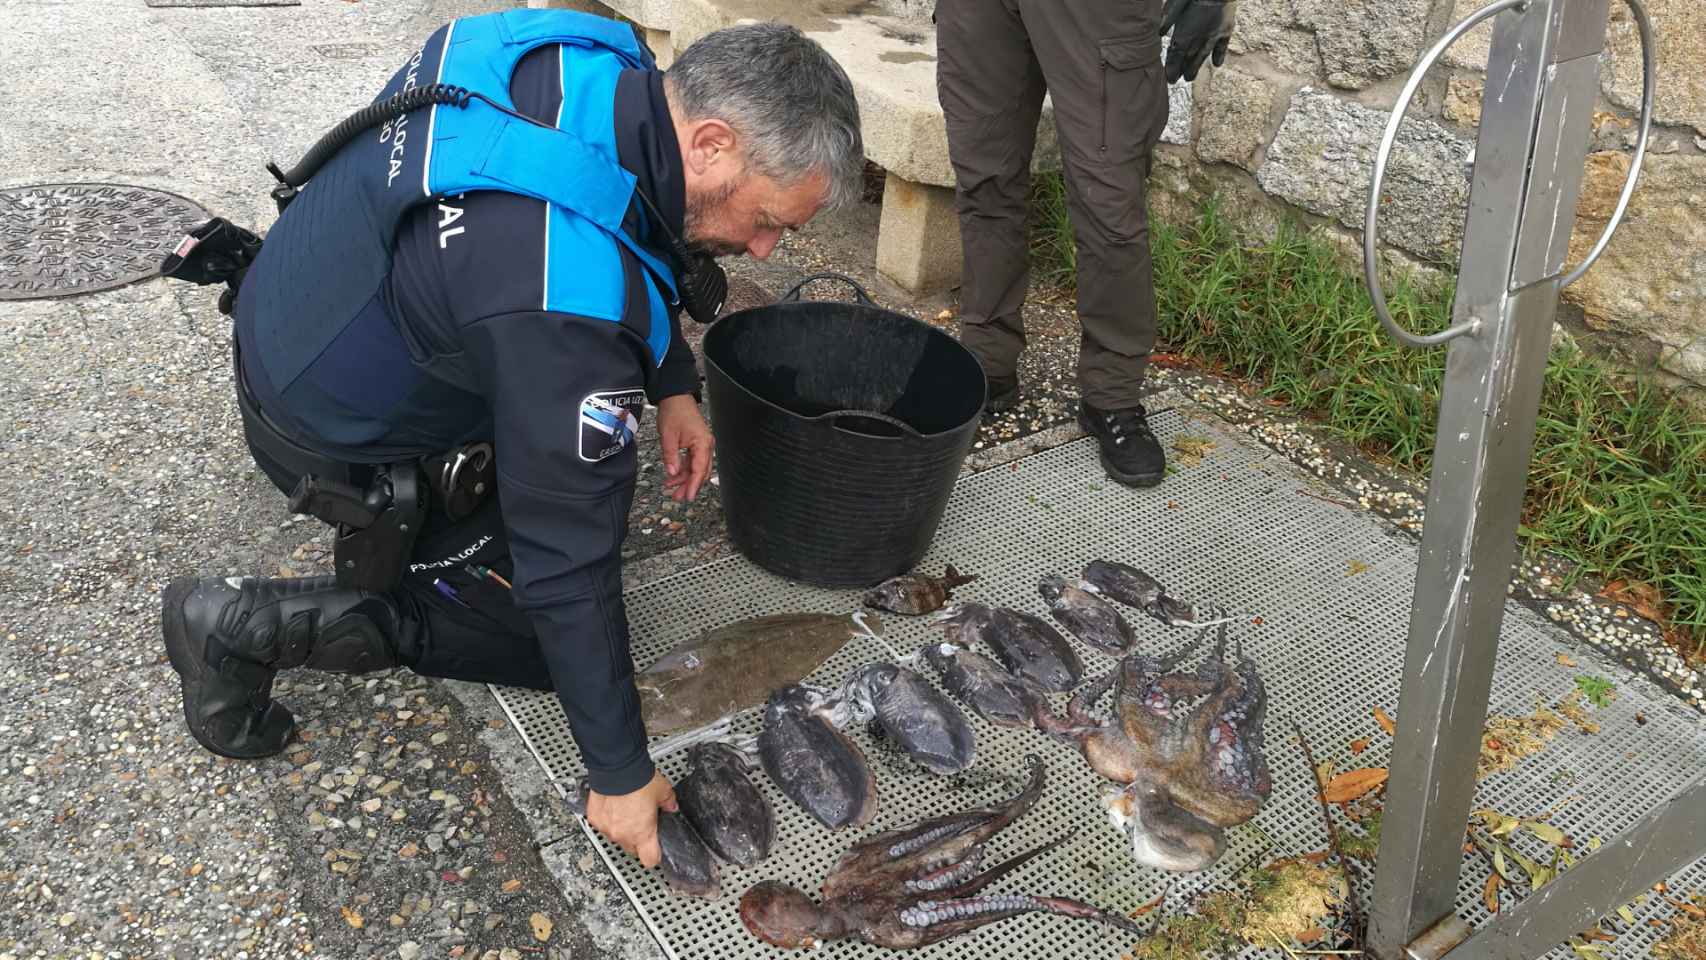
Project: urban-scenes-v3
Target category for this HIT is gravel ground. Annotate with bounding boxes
[1,1,1699,959]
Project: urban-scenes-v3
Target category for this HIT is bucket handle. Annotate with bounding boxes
[780,272,876,306]
[815,408,922,439]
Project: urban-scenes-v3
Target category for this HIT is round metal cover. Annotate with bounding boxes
[0,183,211,301]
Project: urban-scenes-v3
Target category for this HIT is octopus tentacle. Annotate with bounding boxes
[904,847,986,892]
[897,893,1145,937]
[1068,669,1117,726]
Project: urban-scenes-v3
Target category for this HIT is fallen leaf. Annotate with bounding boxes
[1484,873,1502,913]
[1581,928,1617,942]
[1618,906,1637,926]
[1322,768,1389,803]
[1128,889,1167,918]
[1298,926,1327,943]
[340,906,364,929]
[1556,653,1578,668]
[1149,352,1190,368]
[1314,759,1337,788]
[1667,897,1706,919]
[502,879,522,893]
[1346,559,1372,577]
[1493,847,1513,882]
[1491,816,1520,837]
[531,912,554,942]
[1525,821,1568,846]
[1374,707,1396,736]
[1348,737,1370,755]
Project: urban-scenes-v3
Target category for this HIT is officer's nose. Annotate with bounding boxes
[746,228,781,260]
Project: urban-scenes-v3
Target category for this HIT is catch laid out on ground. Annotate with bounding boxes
[606,556,1273,950]
[738,756,1144,950]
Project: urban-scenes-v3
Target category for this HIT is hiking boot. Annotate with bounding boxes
[162,575,404,759]
[985,377,1021,415]
[1078,401,1166,488]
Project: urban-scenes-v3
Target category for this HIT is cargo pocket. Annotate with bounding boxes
[1097,36,1165,164]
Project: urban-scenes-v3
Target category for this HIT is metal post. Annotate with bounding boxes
[1357,0,1683,957]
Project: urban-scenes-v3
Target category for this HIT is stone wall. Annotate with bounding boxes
[1146,0,1706,398]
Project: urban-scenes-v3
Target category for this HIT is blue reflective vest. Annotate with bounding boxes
[235,10,677,457]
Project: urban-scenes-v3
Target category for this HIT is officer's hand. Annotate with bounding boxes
[656,394,714,502]
[585,770,678,868]
[1159,0,1237,84]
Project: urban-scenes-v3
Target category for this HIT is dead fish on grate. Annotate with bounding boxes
[737,755,1145,949]
[636,612,875,736]
[558,722,736,898]
[1038,573,1137,655]
[1033,615,1272,872]
[835,661,977,775]
[677,741,776,868]
[758,684,880,831]
[921,641,1049,729]
[935,602,1084,692]
[862,564,979,615]
[1081,559,1247,628]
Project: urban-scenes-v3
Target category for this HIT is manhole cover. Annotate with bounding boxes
[0,183,211,301]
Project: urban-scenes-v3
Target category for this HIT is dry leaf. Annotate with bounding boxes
[1484,873,1502,913]
[1298,926,1327,943]
[340,906,364,929]
[1348,737,1370,755]
[1618,906,1637,926]
[1315,759,1337,788]
[1492,817,1520,837]
[1667,897,1706,920]
[502,879,522,893]
[1346,559,1372,577]
[1526,821,1568,846]
[1493,848,1513,882]
[1581,928,1617,942]
[1556,653,1578,667]
[1322,768,1389,803]
[530,912,554,942]
[1129,889,1168,918]
[1374,707,1396,736]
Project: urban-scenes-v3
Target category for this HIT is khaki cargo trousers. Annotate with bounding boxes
[936,0,1170,410]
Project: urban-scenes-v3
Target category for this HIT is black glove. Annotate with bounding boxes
[1159,0,1237,84]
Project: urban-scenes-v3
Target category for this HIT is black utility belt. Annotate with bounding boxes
[232,347,495,592]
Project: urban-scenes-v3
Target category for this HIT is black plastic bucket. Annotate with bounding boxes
[702,274,987,588]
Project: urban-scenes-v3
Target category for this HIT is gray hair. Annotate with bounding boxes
[666,22,865,211]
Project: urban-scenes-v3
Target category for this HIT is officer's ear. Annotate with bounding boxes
[681,117,740,176]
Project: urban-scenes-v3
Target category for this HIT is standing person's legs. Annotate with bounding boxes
[1019,0,1172,485]
[935,0,1049,411]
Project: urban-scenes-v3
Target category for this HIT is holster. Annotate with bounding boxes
[232,339,426,592]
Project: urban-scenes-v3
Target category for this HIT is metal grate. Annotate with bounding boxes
[493,408,1706,960]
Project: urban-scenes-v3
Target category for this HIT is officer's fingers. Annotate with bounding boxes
[637,834,663,869]
[686,439,712,501]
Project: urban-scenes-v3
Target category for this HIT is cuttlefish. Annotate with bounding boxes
[738,756,1143,950]
[1031,617,1271,872]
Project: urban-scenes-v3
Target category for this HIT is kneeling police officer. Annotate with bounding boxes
[159,10,863,869]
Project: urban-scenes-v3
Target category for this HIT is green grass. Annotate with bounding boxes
[1575,675,1616,708]
[1028,175,1706,653]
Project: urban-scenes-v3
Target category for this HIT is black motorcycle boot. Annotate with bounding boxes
[162,575,406,759]
[1078,401,1167,488]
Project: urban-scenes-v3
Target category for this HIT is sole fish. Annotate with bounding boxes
[1039,574,1136,656]
[678,742,776,867]
[758,684,879,831]
[638,612,874,736]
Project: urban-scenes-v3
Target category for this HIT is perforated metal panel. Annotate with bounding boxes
[494,409,1706,959]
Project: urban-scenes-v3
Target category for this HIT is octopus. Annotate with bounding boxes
[738,755,1144,949]
[1032,618,1272,872]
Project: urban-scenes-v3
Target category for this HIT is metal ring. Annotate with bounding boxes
[1562,0,1656,289]
[1364,0,1529,349]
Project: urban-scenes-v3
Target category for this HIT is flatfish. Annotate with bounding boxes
[637,612,873,735]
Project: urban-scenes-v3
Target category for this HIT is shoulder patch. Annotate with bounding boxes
[579,387,646,462]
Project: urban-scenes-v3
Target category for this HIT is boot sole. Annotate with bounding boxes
[162,577,291,760]
[1078,412,1165,488]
